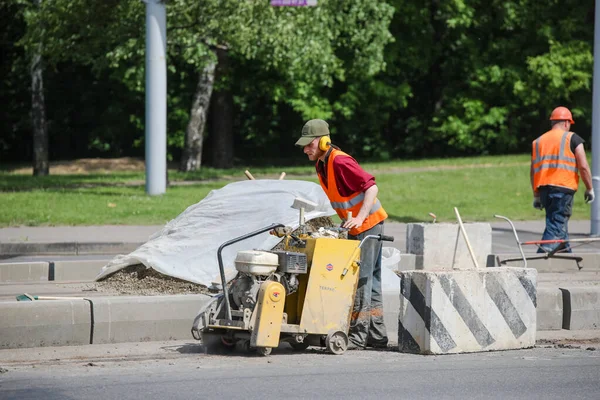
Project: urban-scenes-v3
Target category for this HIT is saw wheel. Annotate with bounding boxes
[290,341,310,351]
[256,347,272,356]
[325,331,348,355]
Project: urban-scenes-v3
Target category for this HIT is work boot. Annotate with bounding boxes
[346,340,365,351]
[366,339,388,349]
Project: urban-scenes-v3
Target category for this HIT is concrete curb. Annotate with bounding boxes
[560,287,600,330]
[0,242,142,256]
[397,253,600,272]
[0,289,597,350]
[1,253,592,284]
[0,260,109,283]
[0,294,211,350]
[537,287,563,331]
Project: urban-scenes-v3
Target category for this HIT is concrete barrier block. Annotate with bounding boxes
[398,267,537,354]
[92,294,211,344]
[53,260,108,281]
[560,287,600,330]
[0,262,49,283]
[406,223,492,270]
[0,300,91,349]
[398,254,417,271]
[536,287,563,331]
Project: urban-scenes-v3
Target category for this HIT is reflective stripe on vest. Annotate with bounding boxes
[330,193,383,216]
[532,130,579,191]
[317,149,387,236]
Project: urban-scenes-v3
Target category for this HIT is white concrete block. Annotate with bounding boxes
[406,223,492,270]
[561,287,600,330]
[0,300,91,349]
[0,262,49,283]
[53,260,108,281]
[398,267,537,354]
[536,287,563,330]
[92,294,211,344]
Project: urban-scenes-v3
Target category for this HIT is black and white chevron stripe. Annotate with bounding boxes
[398,267,537,354]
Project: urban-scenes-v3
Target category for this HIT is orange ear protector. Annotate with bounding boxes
[318,136,331,151]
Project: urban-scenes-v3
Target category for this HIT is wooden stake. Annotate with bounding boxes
[454,207,480,269]
[244,170,256,180]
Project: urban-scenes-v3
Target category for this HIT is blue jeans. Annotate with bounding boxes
[538,187,574,253]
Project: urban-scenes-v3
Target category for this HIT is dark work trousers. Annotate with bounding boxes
[538,186,574,253]
[348,222,388,348]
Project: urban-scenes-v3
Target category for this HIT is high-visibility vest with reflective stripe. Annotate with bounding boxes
[317,149,387,236]
[532,130,579,191]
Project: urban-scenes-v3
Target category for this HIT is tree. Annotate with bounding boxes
[367,0,594,157]
[21,0,394,171]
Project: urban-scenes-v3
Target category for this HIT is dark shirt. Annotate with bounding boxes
[570,133,584,154]
[316,150,375,197]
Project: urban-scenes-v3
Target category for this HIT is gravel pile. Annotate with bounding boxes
[95,216,337,296]
[95,264,211,296]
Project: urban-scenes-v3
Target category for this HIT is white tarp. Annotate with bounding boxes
[381,247,401,291]
[96,180,336,286]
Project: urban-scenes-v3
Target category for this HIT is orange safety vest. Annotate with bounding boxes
[317,149,387,236]
[531,130,579,192]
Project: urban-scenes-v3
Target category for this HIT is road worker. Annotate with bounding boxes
[531,106,594,253]
[296,119,388,349]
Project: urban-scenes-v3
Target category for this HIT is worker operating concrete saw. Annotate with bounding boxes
[191,196,394,355]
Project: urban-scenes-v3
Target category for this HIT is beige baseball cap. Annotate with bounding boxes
[295,119,330,147]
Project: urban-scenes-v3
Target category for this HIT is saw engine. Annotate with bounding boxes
[230,250,307,313]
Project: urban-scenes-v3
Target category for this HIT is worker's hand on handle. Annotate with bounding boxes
[532,196,543,210]
[585,189,595,204]
[342,216,365,230]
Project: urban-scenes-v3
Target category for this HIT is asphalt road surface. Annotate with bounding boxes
[2,344,599,400]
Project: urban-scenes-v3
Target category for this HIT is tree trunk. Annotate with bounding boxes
[179,59,216,172]
[210,48,234,169]
[31,0,48,176]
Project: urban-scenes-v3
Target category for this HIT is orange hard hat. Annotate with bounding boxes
[549,106,575,124]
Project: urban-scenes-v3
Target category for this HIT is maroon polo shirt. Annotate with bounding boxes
[316,151,376,197]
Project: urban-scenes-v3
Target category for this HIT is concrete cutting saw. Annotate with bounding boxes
[191,201,393,356]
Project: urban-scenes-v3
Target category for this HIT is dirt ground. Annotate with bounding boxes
[94,216,337,295]
[8,157,149,175]
[5,156,527,176]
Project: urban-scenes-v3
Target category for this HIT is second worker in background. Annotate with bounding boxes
[531,106,595,253]
[295,119,388,350]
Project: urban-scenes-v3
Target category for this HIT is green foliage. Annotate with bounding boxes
[367,0,594,157]
[0,0,595,163]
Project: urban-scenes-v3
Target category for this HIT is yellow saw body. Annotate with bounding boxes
[191,227,364,356]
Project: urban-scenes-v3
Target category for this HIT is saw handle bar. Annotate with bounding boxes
[217,223,285,321]
[494,215,527,268]
[358,234,394,248]
[341,234,395,277]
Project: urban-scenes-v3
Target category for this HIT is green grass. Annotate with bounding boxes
[0,154,591,227]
